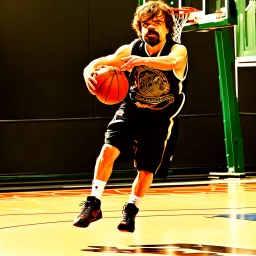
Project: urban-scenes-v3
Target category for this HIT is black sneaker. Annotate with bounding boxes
[117,203,139,233]
[73,196,102,228]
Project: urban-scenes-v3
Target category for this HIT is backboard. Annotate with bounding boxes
[181,0,237,31]
[141,0,237,32]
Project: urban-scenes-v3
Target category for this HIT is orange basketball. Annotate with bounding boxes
[94,66,129,105]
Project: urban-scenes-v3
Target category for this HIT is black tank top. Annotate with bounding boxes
[125,38,188,117]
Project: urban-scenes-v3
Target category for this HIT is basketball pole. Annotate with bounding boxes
[210,0,245,178]
[211,27,245,178]
[138,0,146,5]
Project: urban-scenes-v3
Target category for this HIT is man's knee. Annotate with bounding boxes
[138,170,154,178]
[98,144,120,164]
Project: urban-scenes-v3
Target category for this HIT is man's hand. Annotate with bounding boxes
[84,71,97,95]
[120,56,145,72]
[84,65,108,95]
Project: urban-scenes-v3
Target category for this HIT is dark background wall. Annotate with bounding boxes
[1,0,255,179]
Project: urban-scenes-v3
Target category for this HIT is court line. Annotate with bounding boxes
[0,212,238,230]
[1,206,256,217]
[1,182,255,198]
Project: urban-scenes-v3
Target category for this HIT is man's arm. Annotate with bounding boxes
[83,43,132,94]
[120,44,187,72]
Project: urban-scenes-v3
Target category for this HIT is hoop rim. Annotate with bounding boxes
[170,7,199,15]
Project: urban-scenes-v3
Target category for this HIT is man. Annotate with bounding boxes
[73,0,188,233]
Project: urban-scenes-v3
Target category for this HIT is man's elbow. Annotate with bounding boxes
[167,60,180,70]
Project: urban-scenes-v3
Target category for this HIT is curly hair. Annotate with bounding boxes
[132,0,174,40]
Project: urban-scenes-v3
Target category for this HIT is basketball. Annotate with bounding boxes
[94,66,129,105]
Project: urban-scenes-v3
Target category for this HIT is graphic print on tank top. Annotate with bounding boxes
[131,66,175,110]
[130,65,185,114]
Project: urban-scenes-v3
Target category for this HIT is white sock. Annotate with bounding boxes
[128,194,142,208]
[91,179,106,200]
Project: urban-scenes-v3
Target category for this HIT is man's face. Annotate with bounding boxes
[141,14,169,47]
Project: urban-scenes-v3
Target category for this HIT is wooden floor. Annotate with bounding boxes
[1,178,256,256]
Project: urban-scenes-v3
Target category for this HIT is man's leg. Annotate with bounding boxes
[73,144,120,228]
[117,170,153,232]
[91,144,120,199]
[132,170,153,197]
[94,144,120,181]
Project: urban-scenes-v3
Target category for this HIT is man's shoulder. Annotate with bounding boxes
[132,38,144,47]
[131,39,145,54]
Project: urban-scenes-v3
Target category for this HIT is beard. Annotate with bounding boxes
[144,30,160,47]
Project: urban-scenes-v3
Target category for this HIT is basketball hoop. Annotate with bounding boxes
[170,7,199,43]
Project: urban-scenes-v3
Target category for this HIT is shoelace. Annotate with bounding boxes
[79,201,92,216]
[122,204,129,221]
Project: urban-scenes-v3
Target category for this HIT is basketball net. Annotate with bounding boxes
[170,7,198,44]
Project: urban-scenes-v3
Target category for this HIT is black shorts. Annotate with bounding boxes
[104,102,179,178]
